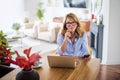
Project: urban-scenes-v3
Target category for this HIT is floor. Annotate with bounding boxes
[97,65,120,80]
[9,37,57,54]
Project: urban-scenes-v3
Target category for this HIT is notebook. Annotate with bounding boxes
[47,56,76,68]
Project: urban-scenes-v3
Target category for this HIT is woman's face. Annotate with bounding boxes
[65,17,77,33]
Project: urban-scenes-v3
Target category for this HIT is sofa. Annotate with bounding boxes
[23,22,38,39]
[23,21,62,42]
[37,22,61,42]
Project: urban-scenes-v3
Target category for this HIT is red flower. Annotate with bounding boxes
[4,47,41,70]
[29,53,41,65]
[23,47,32,58]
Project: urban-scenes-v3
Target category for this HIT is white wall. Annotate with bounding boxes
[107,0,120,64]
[101,0,110,64]
[24,0,90,22]
[24,0,38,21]
[101,0,120,64]
[0,0,24,32]
[44,7,89,22]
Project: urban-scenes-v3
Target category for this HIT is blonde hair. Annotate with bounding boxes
[61,13,84,38]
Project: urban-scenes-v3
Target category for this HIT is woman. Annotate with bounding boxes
[56,13,90,60]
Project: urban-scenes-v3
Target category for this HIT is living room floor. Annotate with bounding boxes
[97,65,120,80]
[9,37,57,54]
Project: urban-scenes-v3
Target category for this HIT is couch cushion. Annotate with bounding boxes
[38,32,52,42]
[36,22,49,32]
[23,24,38,39]
[24,22,34,29]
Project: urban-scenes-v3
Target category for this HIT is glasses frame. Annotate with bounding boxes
[66,22,77,27]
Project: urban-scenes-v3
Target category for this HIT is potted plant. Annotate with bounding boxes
[36,2,44,20]
[0,30,13,66]
[3,47,41,80]
[12,23,21,31]
[36,9,44,20]
[23,17,29,23]
[12,23,21,36]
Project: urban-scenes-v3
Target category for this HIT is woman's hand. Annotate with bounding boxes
[82,54,91,61]
[84,55,91,61]
[64,30,71,40]
[61,30,71,52]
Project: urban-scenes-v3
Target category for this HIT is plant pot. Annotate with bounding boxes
[16,69,40,80]
[0,57,10,66]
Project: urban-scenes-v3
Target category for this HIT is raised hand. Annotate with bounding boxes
[64,30,72,40]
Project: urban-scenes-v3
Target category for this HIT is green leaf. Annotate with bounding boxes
[12,23,21,30]
[37,9,44,20]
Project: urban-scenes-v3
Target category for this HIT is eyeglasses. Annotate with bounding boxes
[66,22,77,27]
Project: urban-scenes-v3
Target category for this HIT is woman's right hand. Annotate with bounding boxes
[61,30,71,52]
[64,30,71,40]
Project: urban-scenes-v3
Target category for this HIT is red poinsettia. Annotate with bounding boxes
[3,47,41,70]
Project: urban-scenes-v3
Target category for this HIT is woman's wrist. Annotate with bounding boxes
[64,37,69,42]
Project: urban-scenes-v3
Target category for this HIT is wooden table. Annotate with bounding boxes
[1,53,100,80]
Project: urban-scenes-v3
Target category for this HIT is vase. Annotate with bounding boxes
[16,69,40,80]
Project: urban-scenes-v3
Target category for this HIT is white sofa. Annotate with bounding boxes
[23,22,38,39]
[37,22,61,42]
[23,21,61,42]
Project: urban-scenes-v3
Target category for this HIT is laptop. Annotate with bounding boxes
[47,56,76,68]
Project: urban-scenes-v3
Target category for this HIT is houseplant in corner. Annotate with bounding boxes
[3,47,41,80]
[0,30,13,66]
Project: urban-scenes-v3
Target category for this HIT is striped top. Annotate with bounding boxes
[56,32,89,57]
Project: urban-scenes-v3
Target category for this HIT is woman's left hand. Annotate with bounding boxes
[84,55,91,61]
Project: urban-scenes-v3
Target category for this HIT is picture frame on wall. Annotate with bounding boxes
[64,0,87,8]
